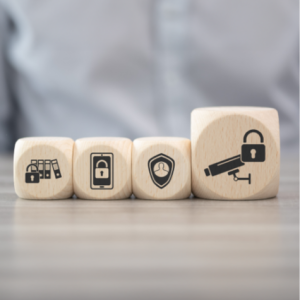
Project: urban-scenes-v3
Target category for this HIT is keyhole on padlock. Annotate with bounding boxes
[101,171,103,177]
[251,149,256,159]
[31,175,34,181]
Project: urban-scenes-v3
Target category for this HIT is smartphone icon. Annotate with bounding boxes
[90,153,114,190]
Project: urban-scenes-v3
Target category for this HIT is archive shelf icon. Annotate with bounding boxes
[25,159,62,184]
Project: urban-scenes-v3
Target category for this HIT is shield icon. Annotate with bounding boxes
[148,153,175,189]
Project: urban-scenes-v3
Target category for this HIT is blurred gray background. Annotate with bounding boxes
[0,0,298,153]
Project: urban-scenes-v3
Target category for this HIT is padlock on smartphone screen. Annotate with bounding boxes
[25,163,40,183]
[95,160,109,178]
[241,130,265,162]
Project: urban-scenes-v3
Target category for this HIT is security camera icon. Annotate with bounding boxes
[204,129,265,185]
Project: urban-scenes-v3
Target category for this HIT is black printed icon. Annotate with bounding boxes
[44,160,51,179]
[91,153,114,190]
[148,154,175,189]
[228,169,251,184]
[241,130,265,162]
[25,164,40,183]
[52,159,62,179]
[25,159,62,183]
[204,129,265,185]
[204,154,245,177]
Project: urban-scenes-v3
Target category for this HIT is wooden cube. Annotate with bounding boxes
[73,138,132,199]
[14,137,74,199]
[132,137,191,200]
[191,107,280,200]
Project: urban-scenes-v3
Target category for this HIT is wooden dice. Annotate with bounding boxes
[14,107,280,200]
[73,138,132,199]
[191,107,280,200]
[132,137,191,199]
[14,137,74,199]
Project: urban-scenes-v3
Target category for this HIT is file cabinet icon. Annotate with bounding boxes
[29,159,62,181]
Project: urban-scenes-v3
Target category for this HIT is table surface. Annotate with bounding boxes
[0,154,298,300]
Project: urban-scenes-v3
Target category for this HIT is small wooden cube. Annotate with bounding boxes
[191,107,280,200]
[132,137,191,200]
[73,138,132,199]
[14,137,74,199]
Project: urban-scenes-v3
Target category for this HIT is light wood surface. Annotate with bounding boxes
[191,107,280,200]
[14,137,74,199]
[132,137,191,199]
[73,138,132,199]
[1,154,298,300]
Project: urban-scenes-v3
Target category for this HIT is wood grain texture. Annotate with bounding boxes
[73,138,132,199]
[14,137,74,199]
[191,107,280,200]
[0,155,298,300]
[132,137,191,199]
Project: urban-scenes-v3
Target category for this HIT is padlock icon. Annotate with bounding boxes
[95,160,109,179]
[241,130,265,162]
[25,164,40,183]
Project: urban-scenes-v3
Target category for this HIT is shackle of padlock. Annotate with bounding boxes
[96,160,108,168]
[243,130,264,143]
[26,164,38,172]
